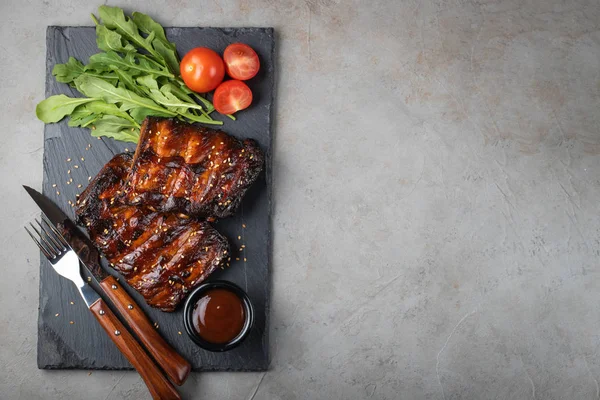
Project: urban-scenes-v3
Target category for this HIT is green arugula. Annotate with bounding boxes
[36,6,222,143]
[36,95,99,123]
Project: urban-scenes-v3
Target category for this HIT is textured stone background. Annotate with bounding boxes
[2,0,600,399]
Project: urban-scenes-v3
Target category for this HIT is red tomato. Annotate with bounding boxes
[213,80,253,114]
[223,43,260,80]
[180,47,225,93]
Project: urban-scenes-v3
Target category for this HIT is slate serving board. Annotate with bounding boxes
[38,26,273,371]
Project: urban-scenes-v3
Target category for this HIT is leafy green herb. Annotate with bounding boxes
[89,115,140,143]
[98,6,164,66]
[94,24,135,54]
[36,6,222,142]
[74,74,176,117]
[52,57,85,84]
[87,51,173,78]
[36,6,222,143]
[36,95,99,123]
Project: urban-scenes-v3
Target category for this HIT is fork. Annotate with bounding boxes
[26,216,181,400]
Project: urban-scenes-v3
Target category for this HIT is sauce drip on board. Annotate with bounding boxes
[192,289,245,344]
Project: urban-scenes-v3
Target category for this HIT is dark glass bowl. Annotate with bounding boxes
[183,280,254,352]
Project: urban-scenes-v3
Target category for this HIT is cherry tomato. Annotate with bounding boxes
[223,43,260,81]
[213,80,253,114]
[180,47,225,93]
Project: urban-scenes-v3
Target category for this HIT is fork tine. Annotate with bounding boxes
[29,221,59,257]
[41,214,69,248]
[36,219,62,251]
[25,225,53,259]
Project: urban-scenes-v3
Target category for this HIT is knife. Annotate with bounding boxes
[23,186,191,386]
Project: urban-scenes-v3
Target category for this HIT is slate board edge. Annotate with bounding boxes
[38,26,274,372]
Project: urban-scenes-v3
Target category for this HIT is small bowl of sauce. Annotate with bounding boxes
[183,281,254,352]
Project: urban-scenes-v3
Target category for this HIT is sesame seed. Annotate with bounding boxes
[88,176,92,181]
[81,157,84,161]
[125,148,129,152]
[77,184,82,188]
[56,191,60,195]
[67,170,71,174]
[70,301,74,305]
[236,258,240,261]
[241,245,245,248]
[87,277,91,282]
[74,165,79,169]
[244,258,247,262]
[70,321,74,325]
[178,331,182,335]
[52,184,57,187]
[66,158,71,162]
[242,224,246,228]
[55,313,59,317]
[238,236,241,240]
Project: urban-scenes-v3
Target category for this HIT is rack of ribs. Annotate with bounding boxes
[76,153,230,312]
[124,117,264,219]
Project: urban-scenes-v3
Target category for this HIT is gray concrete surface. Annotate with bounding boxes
[1,0,600,399]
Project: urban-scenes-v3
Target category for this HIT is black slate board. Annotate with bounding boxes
[38,26,273,371]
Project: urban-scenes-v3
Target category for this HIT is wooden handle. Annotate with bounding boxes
[90,299,181,400]
[100,276,191,385]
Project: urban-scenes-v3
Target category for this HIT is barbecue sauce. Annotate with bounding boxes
[191,289,245,344]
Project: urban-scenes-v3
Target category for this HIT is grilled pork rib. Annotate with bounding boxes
[76,153,229,312]
[124,117,264,219]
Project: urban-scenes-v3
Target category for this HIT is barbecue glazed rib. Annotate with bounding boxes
[76,153,230,312]
[124,117,264,219]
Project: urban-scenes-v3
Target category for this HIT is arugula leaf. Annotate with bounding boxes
[129,107,165,124]
[152,39,179,75]
[114,69,145,97]
[90,115,139,143]
[69,100,140,127]
[37,6,224,144]
[87,51,173,78]
[178,84,215,113]
[160,84,211,118]
[182,111,223,125]
[130,12,180,73]
[98,6,163,63]
[148,89,193,114]
[131,12,174,50]
[74,74,177,116]
[136,75,159,91]
[52,57,85,84]
[160,83,197,106]
[36,95,98,123]
[95,24,136,53]
[69,109,101,128]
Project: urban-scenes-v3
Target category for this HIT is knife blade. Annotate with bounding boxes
[23,185,107,281]
[23,185,191,385]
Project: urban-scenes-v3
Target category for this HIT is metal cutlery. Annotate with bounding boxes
[23,185,191,385]
[25,216,181,400]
